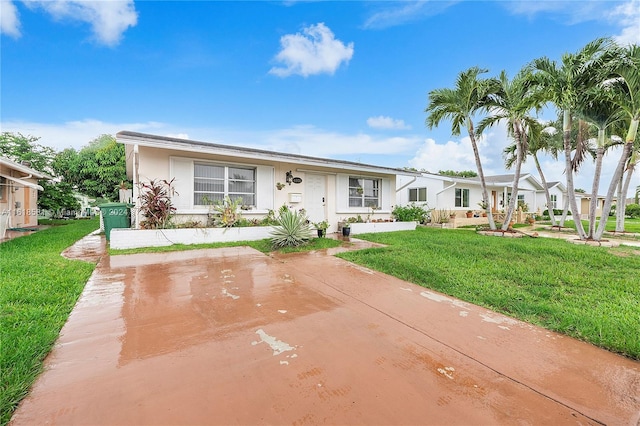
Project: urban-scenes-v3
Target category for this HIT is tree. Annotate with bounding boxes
[426,67,498,229]
[0,132,55,174]
[595,43,640,239]
[38,181,81,218]
[477,69,543,230]
[438,170,478,178]
[530,38,614,240]
[54,134,128,201]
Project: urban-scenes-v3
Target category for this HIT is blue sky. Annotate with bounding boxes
[2,0,639,194]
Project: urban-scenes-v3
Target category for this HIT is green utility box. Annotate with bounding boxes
[99,203,131,241]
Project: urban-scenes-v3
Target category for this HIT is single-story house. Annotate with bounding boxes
[117,131,419,232]
[396,172,551,216]
[0,156,48,235]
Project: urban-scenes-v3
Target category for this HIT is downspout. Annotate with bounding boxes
[436,182,457,208]
[395,176,417,193]
[133,144,140,229]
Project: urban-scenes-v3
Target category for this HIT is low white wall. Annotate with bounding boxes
[110,226,277,250]
[349,221,417,235]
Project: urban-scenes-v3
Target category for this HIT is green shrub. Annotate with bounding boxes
[269,208,313,248]
[625,203,640,218]
[543,209,571,216]
[392,203,428,223]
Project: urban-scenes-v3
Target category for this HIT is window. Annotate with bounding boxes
[194,163,255,206]
[349,176,380,208]
[0,177,5,200]
[455,188,470,207]
[517,194,525,202]
[409,187,427,202]
[550,194,557,209]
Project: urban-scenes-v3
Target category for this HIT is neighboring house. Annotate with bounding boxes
[116,131,417,231]
[0,156,49,232]
[536,181,567,215]
[397,172,548,215]
[574,192,607,219]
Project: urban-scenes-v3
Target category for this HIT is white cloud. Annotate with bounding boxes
[0,0,21,38]
[504,0,640,46]
[23,0,138,46]
[367,116,411,130]
[0,119,421,160]
[0,119,167,151]
[269,22,354,77]
[362,1,459,29]
[608,0,640,45]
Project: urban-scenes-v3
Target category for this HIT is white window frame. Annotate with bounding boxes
[409,187,427,202]
[455,188,470,208]
[349,176,381,208]
[194,162,256,207]
[550,194,558,209]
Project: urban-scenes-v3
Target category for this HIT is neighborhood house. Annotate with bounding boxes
[117,131,418,233]
[0,156,48,237]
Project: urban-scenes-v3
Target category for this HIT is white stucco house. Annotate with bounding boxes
[397,172,567,216]
[0,156,48,237]
[117,131,418,232]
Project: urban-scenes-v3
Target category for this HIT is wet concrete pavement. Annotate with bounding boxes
[10,235,640,425]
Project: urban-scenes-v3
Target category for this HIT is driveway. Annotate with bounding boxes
[11,236,640,425]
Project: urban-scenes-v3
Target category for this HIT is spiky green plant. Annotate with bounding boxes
[269,208,312,248]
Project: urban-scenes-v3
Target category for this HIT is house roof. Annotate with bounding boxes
[0,156,50,179]
[117,131,420,176]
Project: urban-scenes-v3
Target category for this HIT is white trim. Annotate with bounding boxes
[0,173,44,191]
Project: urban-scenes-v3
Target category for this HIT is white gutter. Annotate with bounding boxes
[0,172,44,191]
[395,176,417,193]
[436,182,457,195]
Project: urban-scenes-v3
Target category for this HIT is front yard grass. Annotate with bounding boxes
[337,227,640,360]
[0,218,99,425]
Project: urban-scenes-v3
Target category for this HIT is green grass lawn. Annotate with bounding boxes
[545,217,640,235]
[0,218,99,425]
[337,227,640,360]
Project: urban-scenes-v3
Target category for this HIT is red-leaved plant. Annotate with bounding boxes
[138,178,177,229]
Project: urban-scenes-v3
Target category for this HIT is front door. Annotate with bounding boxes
[305,174,326,224]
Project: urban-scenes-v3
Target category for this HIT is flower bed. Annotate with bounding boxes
[110,226,277,250]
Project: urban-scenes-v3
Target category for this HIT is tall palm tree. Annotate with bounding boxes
[477,69,543,230]
[426,67,498,229]
[595,43,640,240]
[530,38,614,240]
[576,88,623,238]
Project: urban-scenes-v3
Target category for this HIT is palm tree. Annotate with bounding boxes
[426,67,498,229]
[530,38,614,240]
[576,87,624,238]
[477,70,543,230]
[595,43,640,240]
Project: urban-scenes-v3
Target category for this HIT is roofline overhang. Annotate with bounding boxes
[0,172,45,191]
[0,157,50,179]
[117,131,419,177]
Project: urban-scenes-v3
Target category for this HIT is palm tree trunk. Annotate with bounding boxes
[615,171,625,232]
[563,110,586,239]
[502,120,524,230]
[595,145,635,239]
[533,154,557,226]
[588,128,605,239]
[596,118,638,239]
[467,120,496,230]
[617,153,637,232]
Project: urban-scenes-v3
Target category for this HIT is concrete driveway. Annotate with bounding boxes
[11,236,640,425]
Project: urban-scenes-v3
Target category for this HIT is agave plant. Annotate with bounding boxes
[270,208,312,249]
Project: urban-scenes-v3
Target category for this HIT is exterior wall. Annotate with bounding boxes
[536,186,565,214]
[0,164,40,228]
[132,145,397,233]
